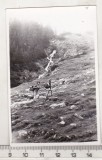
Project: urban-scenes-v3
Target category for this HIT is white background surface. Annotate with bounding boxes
[0,0,102,145]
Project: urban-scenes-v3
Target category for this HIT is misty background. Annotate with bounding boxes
[8,6,96,87]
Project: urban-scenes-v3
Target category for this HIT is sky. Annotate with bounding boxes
[7,6,96,35]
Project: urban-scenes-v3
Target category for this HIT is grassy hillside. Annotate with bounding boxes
[10,33,97,143]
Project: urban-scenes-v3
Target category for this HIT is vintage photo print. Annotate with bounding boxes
[7,6,99,143]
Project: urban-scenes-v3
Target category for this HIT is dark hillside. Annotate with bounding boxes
[10,21,55,87]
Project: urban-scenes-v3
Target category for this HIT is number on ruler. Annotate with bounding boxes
[71,153,76,157]
[87,153,92,157]
[56,153,61,157]
[8,153,12,157]
[40,152,44,157]
[23,152,28,157]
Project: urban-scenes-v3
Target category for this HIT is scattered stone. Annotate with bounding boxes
[53,134,57,138]
[12,120,17,126]
[15,91,19,94]
[23,105,29,108]
[70,123,77,127]
[18,130,27,138]
[59,102,66,107]
[42,113,46,116]
[28,136,30,139]
[49,97,58,101]
[59,78,67,85]
[11,115,19,120]
[81,93,85,96]
[51,128,54,131]
[12,119,20,126]
[29,96,34,99]
[59,120,66,125]
[50,103,58,109]
[50,102,66,109]
[25,88,30,92]
[39,95,46,99]
[60,116,64,120]
[23,120,29,124]
[57,136,66,141]
[74,113,84,120]
[66,135,71,139]
[44,130,55,139]
[70,105,78,110]
[41,130,47,135]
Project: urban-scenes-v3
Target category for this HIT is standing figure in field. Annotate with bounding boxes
[30,81,40,100]
[44,79,52,99]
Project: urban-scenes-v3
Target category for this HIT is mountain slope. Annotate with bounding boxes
[11,34,97,143]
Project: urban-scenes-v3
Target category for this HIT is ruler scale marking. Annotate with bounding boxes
[0,145,102,158]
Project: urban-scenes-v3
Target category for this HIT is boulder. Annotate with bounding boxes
[70,123,77,127]
[70,105,78,110]
[50,102,66,109]
[59,102,66,107]
[74,113,84,120]
[59,121,66,125]
[18,130,27,138]
[50,103,58,109]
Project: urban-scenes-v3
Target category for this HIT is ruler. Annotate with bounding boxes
[0,145,102,159]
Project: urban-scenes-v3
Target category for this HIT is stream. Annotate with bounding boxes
[38,50,56,79]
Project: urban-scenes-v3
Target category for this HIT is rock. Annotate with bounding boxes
[51,128,54,131]
[66,135,71,139]
[60,116,64,120]
[70,123,77,127]
[18,130,27,138]
[53,134,57,138]
[50,103,58,109]
[23,120,30,124]
[23,105,29,108]
[74,113,84,120]
[39,95,46,99]
[15,91,19,94]
[25,88,30,92]
[59,102,66,107]
[81,93,85,96]
[42,113,46,116]
[70,105,78,110]
[12,120,16,126]
[44,130,55,139]
[59,78,67,85]
[49,97,58,101]
[50,102,66,109]
[41,130,47,135]
[58,135,71,141]
[11,115,19,120]
[12,119,20,126]
[28,136,30,139]
[59,120,66,125]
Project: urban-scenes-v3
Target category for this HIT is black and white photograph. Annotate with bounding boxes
[7,6,98,143]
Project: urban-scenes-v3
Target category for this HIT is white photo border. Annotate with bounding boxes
[6,5,100,145]
[1,0,102,145]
